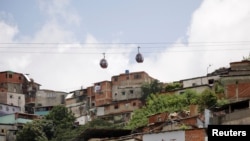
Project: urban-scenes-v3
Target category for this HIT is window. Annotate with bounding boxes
[9,74,12,78]
[6,106,9,111]
[122,91,125,95]
[192,83,197,86]
[13,108,15,111]
[0,105,2,110]
[134,74,141,79]
[10,95,13,98]
[113,76,118,81]
[114,104,119,109]
[19,76,22,80]
[208,79,214,85]
[130,90,134,94]
[126,76,129,80]
[133,102,136,106]
[94,84,101,93]
[61,95,65,104]
[18,96,21,99]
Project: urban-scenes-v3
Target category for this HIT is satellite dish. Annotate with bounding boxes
[100,53,108,69]
[135,46,144,63]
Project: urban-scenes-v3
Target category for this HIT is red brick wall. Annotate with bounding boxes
[87,86,94,97]
[95,81,112,106]
[104,99,142,115]
[185,128,206,141]
[148,112,169,124]
[181,117,197,126]
[0,72,23,83]
[226,83,250,99]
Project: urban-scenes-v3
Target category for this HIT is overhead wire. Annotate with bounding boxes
[0,41,250,55]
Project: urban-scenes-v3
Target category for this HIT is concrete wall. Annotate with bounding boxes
[211,108,250,125]
[143,130,185,141]
[104,99,141,115]
[0,92,25,112]
[36,90,67,106]
[0,104,21,116]
[143,129,206,141]
[182,76,219,88]
[67,102,86,117]
[0,124,17,141]
[175,85,211,95]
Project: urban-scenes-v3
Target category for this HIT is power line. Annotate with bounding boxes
[0,41,249,55]
[0,48,249,55]
[1,41,250,45]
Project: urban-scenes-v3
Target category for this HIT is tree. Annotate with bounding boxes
[141,79,163,102]
[164,82,182,92]
[182,89,199,105]
[16,120,48,141]
[44,105,77,141]
[45,105,75,128]
[198,89,218,112]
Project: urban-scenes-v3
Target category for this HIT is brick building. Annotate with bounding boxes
[111,71,155,101]
[221,60,250,100]
[94,81,112,107]
[0,71,40,113]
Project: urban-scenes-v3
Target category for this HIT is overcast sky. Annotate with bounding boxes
[0,0,250,92]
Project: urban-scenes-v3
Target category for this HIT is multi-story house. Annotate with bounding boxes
[0,71,40,113]
[35,89,67,107]
[111,71,155,101]
[95,71,155,125]
[97,99,142,125]
[0,71,25,93]
[0,112,39,141]
[65,89,89,125]
[220,60,250,100]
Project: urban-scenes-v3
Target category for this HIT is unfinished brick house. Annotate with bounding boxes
[221,60,250,100]
[0,71,40,113]
[97,99,142,125]
[94,81,112,107]
[111,71,155,101]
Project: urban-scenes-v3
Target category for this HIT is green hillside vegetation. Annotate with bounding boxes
[126,85,229,130]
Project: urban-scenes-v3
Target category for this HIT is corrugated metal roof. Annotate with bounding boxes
[23,74,31,82]
[65,93,74,99]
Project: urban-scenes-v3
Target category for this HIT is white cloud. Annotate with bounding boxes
[1,0,250,92]
[131,0,250,83]
[38,0,80,25]
[0,20,18,42]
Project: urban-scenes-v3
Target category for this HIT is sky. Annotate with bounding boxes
[0,0,250,92]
